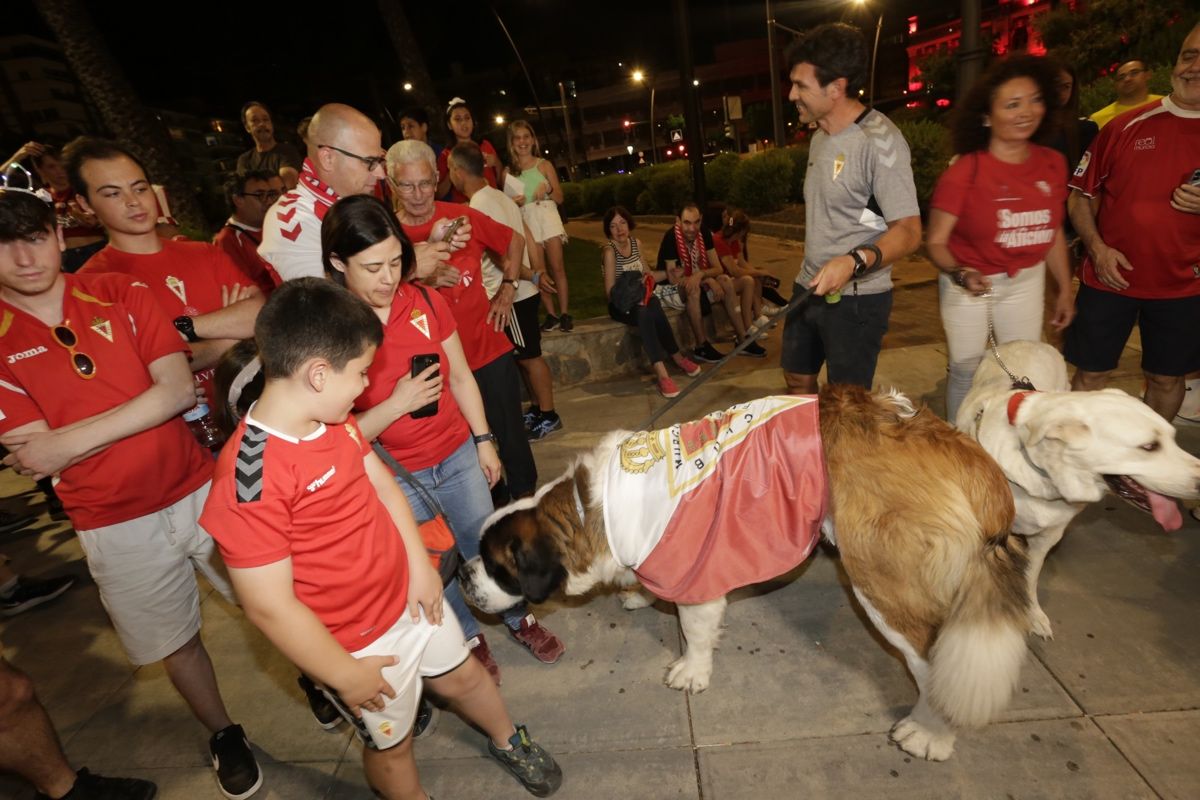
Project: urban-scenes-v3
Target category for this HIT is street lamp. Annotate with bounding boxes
[402,82,413,92]
[632,69,657,165]
[854,0,883,107]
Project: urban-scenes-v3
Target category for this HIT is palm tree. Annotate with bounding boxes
[376,0,443,131]
[34,0,206,233]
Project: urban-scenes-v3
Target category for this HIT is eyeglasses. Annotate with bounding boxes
[1114,68,1147,81]
[240,190,281,202]
[317,144,386,172]
[51,324,96,379]
[387,177,437,195]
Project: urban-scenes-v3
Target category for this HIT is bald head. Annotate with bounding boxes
[307,103,385,198]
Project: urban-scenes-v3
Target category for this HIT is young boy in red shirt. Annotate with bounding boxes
[200,278,561,799]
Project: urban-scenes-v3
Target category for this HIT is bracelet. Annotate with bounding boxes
[950,268,969,288]
[473,432,498,445]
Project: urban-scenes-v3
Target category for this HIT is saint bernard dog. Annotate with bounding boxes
[461,384,1031,761]
[957,340,1200,639]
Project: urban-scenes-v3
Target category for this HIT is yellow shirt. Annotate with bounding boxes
[1089,95,1164,129]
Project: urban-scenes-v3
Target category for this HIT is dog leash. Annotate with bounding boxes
[638,284,816,430]
[983,292,1036,392]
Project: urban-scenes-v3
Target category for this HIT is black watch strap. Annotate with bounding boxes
[473,432,498,445]
[849,249,869,278]
[173,315,200,342]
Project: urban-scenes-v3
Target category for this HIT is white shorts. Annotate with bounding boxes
[323,602,469,751]
[76,482,235,665]
[522,199,567,244]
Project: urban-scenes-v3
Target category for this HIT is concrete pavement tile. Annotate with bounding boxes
[1094,710,1200,800]
[330,746,700,800]
[136,759,340,800]
[698,718,1155,799]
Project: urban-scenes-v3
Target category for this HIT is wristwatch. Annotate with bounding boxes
[173,315,200,342]
[473,432,498,445]
[502,279,519,290]
[951,268,970,288]
[848,249,869,279]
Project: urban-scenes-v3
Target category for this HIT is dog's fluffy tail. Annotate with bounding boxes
[928,532,1029,728]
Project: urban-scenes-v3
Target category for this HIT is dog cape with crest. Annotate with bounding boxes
[602,395,827,604]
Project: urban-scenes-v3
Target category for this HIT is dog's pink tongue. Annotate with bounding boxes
[1148,490,1183,531]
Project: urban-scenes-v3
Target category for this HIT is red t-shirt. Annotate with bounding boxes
[400,201,514,371]
[80,239,255,403]
[201,415,410,651]
[0,273,212,530]
[1069,97,1200,299]
[437,140,499,203]
[354,284,470,470]
[711,231,742,261]
[213,222,276,296]
[931,146,1067,277]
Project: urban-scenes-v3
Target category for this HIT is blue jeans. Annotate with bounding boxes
[396,437,528,635]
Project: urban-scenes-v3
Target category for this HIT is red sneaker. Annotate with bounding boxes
[469,634,502,685]
[510,614,565,664]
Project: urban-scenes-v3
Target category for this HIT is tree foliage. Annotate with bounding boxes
[1035,0,1199,80]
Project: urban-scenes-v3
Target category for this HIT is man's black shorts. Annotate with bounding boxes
[1064,284,1200,376]
[506,294,542,360]
[781,289,892,388]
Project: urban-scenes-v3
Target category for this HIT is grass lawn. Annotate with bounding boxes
[556,237,609,321]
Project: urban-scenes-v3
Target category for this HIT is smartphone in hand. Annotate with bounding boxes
[410,353,440,418]
[440,216,467,243]
[1189,168,1200,187]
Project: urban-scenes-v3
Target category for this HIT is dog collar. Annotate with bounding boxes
[1007,391,1036,426]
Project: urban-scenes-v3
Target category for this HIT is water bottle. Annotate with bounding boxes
[184,402,225,450]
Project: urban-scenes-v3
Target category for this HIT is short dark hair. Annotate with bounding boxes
[676,200,700,219]
[224,169,274,207]
[449,141,485,178]
[254,277,383,380]
[321,195,415,284]
[0,190,56,241]
[950,54,1061,155]
[30,145,61,170]
[241,101,270,124]
[61,136,148,198]
[400,106,430,126]
[786,23,869,95]
[602,205,637,238]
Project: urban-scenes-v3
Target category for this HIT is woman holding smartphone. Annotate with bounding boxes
[321,194,516,683]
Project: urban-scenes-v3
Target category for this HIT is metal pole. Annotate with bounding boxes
[869,13,882,107]
[766,0,786,146]
[673,0,707,205]
[489,5,546,124]
[958,0,985,103]
[648,85,657,165]
[558,81,578,180]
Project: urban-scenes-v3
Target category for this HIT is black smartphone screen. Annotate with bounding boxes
[410,353,440,418]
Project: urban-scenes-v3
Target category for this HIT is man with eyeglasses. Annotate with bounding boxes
[214,170,280,294]
[1090,60,1163,129]
[0,187,263,799]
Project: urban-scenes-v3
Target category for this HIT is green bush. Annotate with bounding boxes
[704,153,740,202]
[634,189,655,215]
[560,182,584,218]
[613,172,646,210]
[581,175,619,215]
[644,162,693,214]
[896,119,952,212]
[729,149,793,215]
[781,144,809,203]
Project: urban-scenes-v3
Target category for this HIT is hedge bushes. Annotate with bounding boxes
[730,149,793,215]
[895,120,952,213]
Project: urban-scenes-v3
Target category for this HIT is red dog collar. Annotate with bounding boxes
[1007,391,1036,425]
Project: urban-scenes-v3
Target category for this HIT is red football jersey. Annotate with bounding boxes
[0,273,212,530]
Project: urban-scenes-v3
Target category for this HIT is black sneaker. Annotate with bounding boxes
[34,767,157,800]
[0,509,36,535]
[296,674,342,731]
[558,314,573,333]
[692,342,725,363]
[0,574,75,616]
[522,406,541,431]
[209,724,262,800]
[487,725,562,797]
[527,414,563,441]
[413,695,439,739]
[540,314,560,332]
[737,340,767,358]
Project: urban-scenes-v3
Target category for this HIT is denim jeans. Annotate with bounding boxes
[396,437,528,634]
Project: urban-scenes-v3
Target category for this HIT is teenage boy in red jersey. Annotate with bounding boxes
[0,188,262,800]
[65,137,263,411]
[199,278,562,800]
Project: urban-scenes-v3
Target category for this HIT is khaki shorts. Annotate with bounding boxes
[322,602,469,751]
[76,482,235,665]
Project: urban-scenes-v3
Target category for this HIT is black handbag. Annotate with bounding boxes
[610,270,648,313]
[371,442,462,586]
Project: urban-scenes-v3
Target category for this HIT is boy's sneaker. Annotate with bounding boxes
[34,767,157,800]
[522,406,541,431]
[469,634,502,685]
[540,314,560,332]
[657,377,680,399]
[692,342,725,363]
[296,675,341,731]
[487,725,563,797]
[0,509,36,535]
[558,314,574,333]
[413,695,439,739]
[737,340,767,358]
[209,724,262,800]
[0,574,75,616]
[527,414,563,441]
[510,614,565,664]
[674,356,701,377]
[1176,378,1200,423]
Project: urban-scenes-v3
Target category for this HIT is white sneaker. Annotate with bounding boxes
[1176,378,1200,423]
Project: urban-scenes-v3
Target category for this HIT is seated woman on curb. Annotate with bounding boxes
[601,205,701,399]
[710,206,787,332]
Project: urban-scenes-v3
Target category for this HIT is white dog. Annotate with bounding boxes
[956,340,1200,638]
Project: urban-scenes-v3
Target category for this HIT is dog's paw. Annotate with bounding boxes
[665,656,711,693]
[1029,607,1054,640]
[619,588,653,611]
[890,717,956,761]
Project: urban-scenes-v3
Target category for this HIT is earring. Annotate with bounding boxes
[983,118,991,127]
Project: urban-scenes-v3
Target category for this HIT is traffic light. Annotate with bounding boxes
[724,123,734,139]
